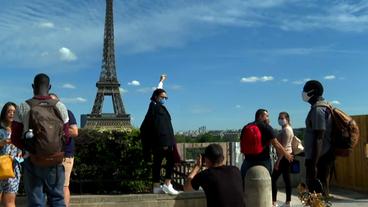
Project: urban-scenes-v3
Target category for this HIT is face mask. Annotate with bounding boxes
[278,119,287,126]
[302,90,313,102]
[159,98,166,105]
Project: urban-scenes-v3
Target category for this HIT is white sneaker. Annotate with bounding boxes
[153,185,164,194]
[162,184,179,195]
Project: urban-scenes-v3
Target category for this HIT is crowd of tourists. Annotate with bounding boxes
[0,73,335,207]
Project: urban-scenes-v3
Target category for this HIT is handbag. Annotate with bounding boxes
[0,154,15,180]
[290,160,300,174]
[291,136,304,155]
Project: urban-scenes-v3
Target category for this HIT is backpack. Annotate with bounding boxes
[26,98,65,166]
[240,123,264,155]
[314,102,360,157]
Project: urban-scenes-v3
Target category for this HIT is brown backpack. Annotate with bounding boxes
[315,102,360,156]
[26,98,65,166]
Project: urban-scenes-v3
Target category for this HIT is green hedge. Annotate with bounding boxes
[71,128,152,194]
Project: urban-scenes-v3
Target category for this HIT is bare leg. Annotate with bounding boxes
[164,179,171,186]
[2,192,16,207]
[64,186,70,207]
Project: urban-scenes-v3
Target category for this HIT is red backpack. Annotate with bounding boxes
[240,123,264,155]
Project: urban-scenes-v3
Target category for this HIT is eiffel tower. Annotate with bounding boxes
[83,0,131,129]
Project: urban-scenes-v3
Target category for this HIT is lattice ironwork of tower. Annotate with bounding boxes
[83,0,131,129]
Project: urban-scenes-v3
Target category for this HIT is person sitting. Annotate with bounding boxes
[184,144,245,207]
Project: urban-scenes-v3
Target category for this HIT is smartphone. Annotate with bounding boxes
[201,153,205,165]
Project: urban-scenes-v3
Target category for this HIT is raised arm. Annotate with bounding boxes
[183,155,202,192]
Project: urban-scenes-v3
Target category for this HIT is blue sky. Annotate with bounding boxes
[0,0,367,131]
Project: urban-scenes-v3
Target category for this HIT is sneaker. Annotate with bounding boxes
[162,184,179,195]
[153,185,164,194]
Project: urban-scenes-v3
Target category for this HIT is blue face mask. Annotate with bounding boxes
[159,98,166,105]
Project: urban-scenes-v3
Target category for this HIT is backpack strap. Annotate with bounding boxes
[313,101,332,109]
[313,101,334,119]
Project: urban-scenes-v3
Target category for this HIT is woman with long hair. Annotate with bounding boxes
[0,102,22,207]
[271,112,294,207]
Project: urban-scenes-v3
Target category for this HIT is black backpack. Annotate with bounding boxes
[26,98,65,166]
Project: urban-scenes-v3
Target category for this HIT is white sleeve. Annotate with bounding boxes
[56,101,69,124]
[14,102,29,123]
[157,81,164,89]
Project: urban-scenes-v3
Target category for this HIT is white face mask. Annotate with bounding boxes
[302,90,313,102]
[278,119,287,126]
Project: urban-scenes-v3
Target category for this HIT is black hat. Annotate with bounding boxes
[303,80,324,97]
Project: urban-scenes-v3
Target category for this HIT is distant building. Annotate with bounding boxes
[198,126,206,134]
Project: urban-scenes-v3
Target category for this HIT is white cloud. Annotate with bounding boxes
[292,78,311,85]
[324,75,336,80]
[62,83,76,89]
[59,47,77,62]
[128,80,141,86]
[119,87,128,93]
[170,85,183,90]
[240,76,274,83]
[279,2,368,32]
[2,1,368,71]
[137,87,155,93]
[331,100,341,105]
[61,97,87,104]
[235,105,241,109]
[38,22,55,28]
[282,79,289,82]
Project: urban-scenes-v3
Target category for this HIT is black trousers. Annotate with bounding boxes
[152,147,174,183]
[272,157,292,202]
[305,149,335,195]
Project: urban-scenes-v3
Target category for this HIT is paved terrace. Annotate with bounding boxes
[15,187,368,207]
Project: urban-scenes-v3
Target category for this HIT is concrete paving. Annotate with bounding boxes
[275,187,368,207]
[15,187,367,207]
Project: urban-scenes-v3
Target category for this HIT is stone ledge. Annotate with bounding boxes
[16,191,207,207]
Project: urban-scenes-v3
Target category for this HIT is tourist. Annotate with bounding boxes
[302,80,334,196]
[50,93,79,207]
[271,112,294,207]
[11,73,69,207]
[183,144,245,207]
[240,109,293,178]
[140,75,179,195]
[0,102,22,207]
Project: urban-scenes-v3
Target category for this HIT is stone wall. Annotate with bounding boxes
[16,192,207,207]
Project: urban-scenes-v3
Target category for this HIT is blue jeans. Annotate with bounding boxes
[23,158,66,207]
[240,158,272,179]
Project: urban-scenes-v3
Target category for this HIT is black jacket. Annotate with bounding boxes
[140,101,175,158]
